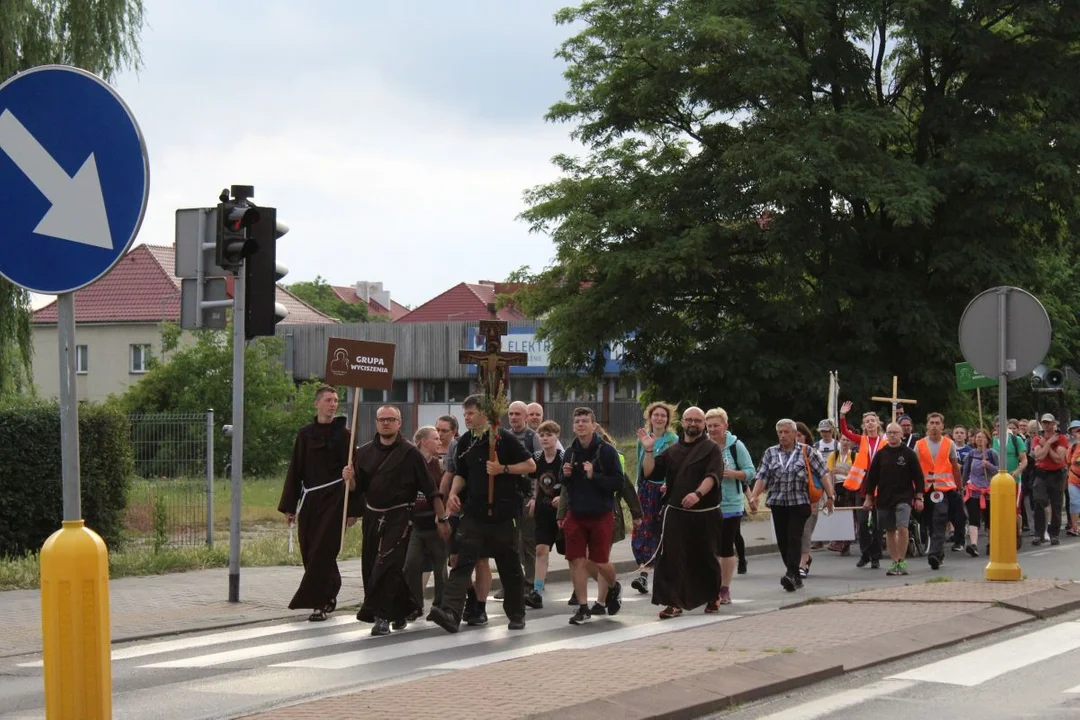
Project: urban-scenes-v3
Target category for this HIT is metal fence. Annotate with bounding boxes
[125,411,214,548]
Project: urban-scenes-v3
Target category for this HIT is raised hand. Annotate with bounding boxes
[840,401,853,416]
[637,427,656,451]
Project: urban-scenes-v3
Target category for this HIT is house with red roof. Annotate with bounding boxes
[329,281,410,321]
[394,281,527,323]
[31,244,336,402]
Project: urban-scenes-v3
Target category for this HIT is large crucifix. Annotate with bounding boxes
[871,376,918,421]
[458,307,527,515]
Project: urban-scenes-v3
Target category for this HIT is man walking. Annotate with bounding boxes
[914,413,962,570]
[863,423,925,576]
[495,401,540,600]
[1031,413,1069,545]
[428,395,536,633]
[344,406,447,636]
[278,385,361,622]
[639,407,725,617]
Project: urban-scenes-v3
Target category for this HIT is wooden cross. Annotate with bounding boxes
[871,376,918,421]
[458,308,527,514]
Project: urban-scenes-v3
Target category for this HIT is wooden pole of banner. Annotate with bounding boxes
[340,388,360,555]
[976,387,985,433]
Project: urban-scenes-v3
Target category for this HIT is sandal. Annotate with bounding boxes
[658,605,682,620]
[324,597,337,614]
[308,610,328,622]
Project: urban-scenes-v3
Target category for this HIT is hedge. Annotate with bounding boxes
[0,402,133,557]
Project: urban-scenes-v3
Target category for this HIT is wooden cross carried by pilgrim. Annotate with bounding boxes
[871,376,918,421]
[458,306,527,515]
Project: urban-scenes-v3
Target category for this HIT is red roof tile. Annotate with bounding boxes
[395,282,527,323]
[33,244,336,326]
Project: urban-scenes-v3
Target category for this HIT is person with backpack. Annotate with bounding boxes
[863,422,925,576]
[704,407,755,610]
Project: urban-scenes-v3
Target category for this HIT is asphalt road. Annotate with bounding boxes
[4,535,1079,720]
[710,608,1080,720]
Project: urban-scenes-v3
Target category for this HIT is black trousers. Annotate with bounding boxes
[857,507,882,561]
[1033,468,1066,539]
[771,504,810,578]
[440,515,525,622]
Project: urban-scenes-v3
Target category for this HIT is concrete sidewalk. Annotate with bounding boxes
[0,522,780,658]
[241,579,1080,720]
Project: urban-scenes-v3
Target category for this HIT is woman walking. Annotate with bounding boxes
[630,401,679,594]
[705,408,754,611]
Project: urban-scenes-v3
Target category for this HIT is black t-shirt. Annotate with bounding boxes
[455,427,532,522]
[533,448,564,506]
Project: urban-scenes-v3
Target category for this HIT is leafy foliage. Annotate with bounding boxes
[519,1,1080,443]
[0,401,132,556]
[0,0,145,403]
[114,325,322,476]
[285,276,374,323]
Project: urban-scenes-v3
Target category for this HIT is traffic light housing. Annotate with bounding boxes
[215,187,260,272]
[245,207,289,340]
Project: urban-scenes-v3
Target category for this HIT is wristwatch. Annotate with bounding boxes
[694,490,704,499]
[437,516,449,524]
[502,464,510,475]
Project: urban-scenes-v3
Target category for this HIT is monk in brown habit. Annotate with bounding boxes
[344,405,448,637]
[637,406,723,618]
[279,385,362,622]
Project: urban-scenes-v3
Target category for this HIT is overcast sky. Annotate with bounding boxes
[60,0,581,308]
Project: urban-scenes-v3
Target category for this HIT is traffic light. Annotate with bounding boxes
[215,186,260,272]
[245,206,290,340]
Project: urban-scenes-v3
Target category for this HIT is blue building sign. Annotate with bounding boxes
[464,326,626,374]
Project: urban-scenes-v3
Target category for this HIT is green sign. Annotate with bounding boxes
[955,361,997,391]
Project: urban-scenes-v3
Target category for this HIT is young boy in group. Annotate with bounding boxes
[526,420,564,609]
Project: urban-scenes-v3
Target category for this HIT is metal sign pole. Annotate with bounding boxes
[228,269,245,602]
[998,289,1008,455]
[986,287,1021,581]
[57,292,81,520]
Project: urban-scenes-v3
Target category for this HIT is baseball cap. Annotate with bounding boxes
[1041,413,1056,423]
[817,419,833,431]
[1069,420,1080,432]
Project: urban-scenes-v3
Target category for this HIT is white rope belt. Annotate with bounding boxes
[365,501,414,513]
[295,477,343,517]
[641,502,721,568]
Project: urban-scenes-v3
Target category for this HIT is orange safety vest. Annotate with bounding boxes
[916,436,957,492]
[843,435,884,491]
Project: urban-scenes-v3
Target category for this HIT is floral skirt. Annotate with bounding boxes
[632,480,665,566]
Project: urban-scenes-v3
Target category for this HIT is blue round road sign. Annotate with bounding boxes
[0,65,149,294]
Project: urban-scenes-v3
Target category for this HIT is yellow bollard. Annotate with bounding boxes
[985,471,1022,581]
[40,520,111,719]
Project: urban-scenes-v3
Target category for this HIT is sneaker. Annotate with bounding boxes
[464,587,477,619]
[781,575,797,592]
[966,544,979,557]
[871,559,880,570]
[523,590,544,609]
[1051,537,1061,546]
[886,561,900,576]
[658,605,682,619]
[569,605,592,625]
[493,588,505,600]
[507,618,526,630]
[737,559,748,575]
[1067,529,1080,537]
[1044,532,1051,542]
[856,556,870,568]
[371,618,391,636]
[391,618,407,631]
[704,600,720,614]
[605,581,623,616]
[406,608,423,622]
[567,592,579,606]
[590,602,607,616]
[1032,539,1044,546]
[427,606,459,634]
[794,575,804,589]
[631,574,649,594]
[951,543,964,552]
[929,555,941,570]
[719,587,732,605]
[466,610,488,627]
[897,560,909,576]
[798,567,808,578]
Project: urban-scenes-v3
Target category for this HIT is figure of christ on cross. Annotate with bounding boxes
[458,316,527,514]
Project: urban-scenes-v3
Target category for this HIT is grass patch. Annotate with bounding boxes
[781,647,796,654]
[763,648,777,653]
[707,646,717,652]
[925,576,952,584]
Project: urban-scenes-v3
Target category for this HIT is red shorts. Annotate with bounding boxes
[562,511,614,563]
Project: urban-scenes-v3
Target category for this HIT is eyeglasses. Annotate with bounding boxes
[376,417,400,423]
[682,419,704,425]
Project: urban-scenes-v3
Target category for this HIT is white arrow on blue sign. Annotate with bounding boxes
[0,65,149,294]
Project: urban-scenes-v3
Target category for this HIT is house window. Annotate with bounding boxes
[388,380,410,403]
[75,345,88,375]
[447,380,471,403]
[548,378,571,402]
[361,388,384,402]
[421,380,446,403]
[130,344,152,374]
[612,378,639,400]
[510,378,534,402]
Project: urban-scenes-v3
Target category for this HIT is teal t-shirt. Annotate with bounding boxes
[992,434,1026,476]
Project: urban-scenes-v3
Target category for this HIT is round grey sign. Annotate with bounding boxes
[958,286,1051,381]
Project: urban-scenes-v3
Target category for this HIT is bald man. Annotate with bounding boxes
[638,407,724,618]
[527,402,564,453]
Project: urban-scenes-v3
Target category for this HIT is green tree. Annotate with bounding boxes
[114,325,318,476]
[286,276,373,323]
[0,0,145,402]
[519,1,1080,444]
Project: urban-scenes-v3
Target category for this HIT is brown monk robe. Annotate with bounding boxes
[278,413,361,620]
[349,425,443,633]
[640,407,724,616]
